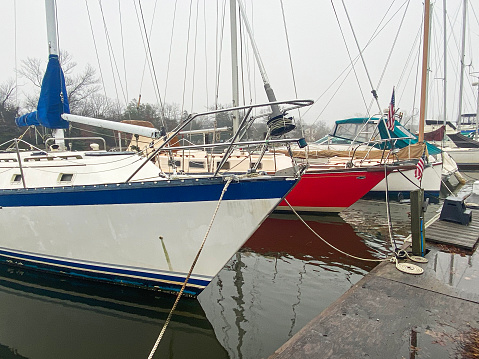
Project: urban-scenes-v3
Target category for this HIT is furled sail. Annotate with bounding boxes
[15,54,70,129]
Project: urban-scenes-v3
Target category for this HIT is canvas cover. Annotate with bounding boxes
[15,54,70,129]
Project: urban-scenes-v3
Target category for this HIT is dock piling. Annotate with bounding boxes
[410,189,426,256]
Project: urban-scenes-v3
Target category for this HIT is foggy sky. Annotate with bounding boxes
[0,0,478,127]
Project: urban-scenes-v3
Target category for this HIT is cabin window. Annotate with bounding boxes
[250,162,262,170]
[216,161,230,170]
[168,160,181,167]
[59,173,74,183]
[189,160,205,169]
[12,174,22,183]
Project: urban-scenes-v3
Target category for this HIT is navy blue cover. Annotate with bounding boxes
[15,54,70,129]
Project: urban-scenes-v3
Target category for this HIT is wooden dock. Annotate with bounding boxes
[269,213,479,359]
[426,210,479,250]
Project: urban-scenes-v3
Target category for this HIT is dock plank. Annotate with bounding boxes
[425,210,479,250]
[269,246,479,359]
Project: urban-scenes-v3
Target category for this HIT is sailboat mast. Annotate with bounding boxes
[235,0,281,120]
[418,0,431,142]
[230,0,240,133]
[457,0,467,131]
[45,0,65,146]
[45,0,59,56]
[443,0,447,129]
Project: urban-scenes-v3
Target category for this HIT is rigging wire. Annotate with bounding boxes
[203,0,209,109]
[84,0,108,100]
[190,0,201,113]
[135,0,159,109]
[118,0,129,105]
[98,0,125,105]
[339,0,383,114]
[215,0,227,109]
[14,0,18,107]
[396,24,421,104]
[331,1,370,117]
[163,0,178,111]
[279,0,305,139]
[180,0,194,120]
[137,0,166,128]
[239,7,247,108]
[305,1,402,125]
[367,0,412,114]
[241,3,254,107]
[406,18,423,128]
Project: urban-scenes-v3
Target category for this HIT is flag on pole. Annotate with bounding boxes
[387,87,395,131]
[415,151,426,180]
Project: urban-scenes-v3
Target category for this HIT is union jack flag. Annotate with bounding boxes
[415,151,426,180]
[387,87,395,131]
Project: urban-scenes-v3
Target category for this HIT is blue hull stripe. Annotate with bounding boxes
[0,248,210,296]
[0,177,295,207]
[363,190,440,203]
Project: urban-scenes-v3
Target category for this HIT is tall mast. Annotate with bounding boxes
[418,0,431,142]
[230,0,240,133]
[424,3,434,122]
[457,0,467,131]
[45,0,65,146]
[443,0,447,129]
[45,0,59,56]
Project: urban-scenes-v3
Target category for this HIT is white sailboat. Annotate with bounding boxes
[0,0,307,296]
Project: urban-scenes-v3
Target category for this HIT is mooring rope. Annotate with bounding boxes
[285,199,387,262]
[147,177,233,359]
[285,198,429,275]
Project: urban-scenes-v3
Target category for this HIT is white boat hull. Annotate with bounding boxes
[0,177,296,295]
[444,148,479,170]
[366,162,442,201]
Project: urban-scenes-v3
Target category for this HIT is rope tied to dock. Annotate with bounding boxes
[147,177,233,359]
[285,199,429,271]
[285,199,387,263]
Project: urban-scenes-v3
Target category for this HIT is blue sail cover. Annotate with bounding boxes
[15,54,70,129]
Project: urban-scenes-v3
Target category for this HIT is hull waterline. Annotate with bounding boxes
[0,176,298,296]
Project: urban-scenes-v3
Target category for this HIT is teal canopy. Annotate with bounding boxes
[332,117,442,156]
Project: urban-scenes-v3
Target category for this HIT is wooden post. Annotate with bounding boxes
[411,189,426,256]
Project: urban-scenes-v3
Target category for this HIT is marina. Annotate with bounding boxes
[0,0,478,357]
[4,193,473,358]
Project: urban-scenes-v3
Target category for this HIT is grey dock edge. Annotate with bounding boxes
[269,213,479,359]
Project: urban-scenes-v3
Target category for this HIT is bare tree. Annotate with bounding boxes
[0,79,17,122]
[77,93,121,119]
[17,58,44,88]
[18,50,101,114]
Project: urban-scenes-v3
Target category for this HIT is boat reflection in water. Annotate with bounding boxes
[199,212,391,359]
[0,263,227,359]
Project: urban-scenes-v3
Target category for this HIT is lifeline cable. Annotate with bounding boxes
[147,177,233,359]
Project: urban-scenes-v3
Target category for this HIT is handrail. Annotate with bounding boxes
[152,138,303,152]
[125,99,313,182]
[45,136,107,150]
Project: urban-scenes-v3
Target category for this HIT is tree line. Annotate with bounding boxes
[0,52,331,149]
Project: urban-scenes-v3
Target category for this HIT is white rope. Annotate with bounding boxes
[284,199,388,262]
[147,177,233,359]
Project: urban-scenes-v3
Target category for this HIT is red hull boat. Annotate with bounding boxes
[279,167,389,213]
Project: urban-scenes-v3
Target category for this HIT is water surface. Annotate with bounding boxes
[0,199,465,359]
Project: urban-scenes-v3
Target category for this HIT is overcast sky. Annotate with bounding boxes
[0,0,478,127]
